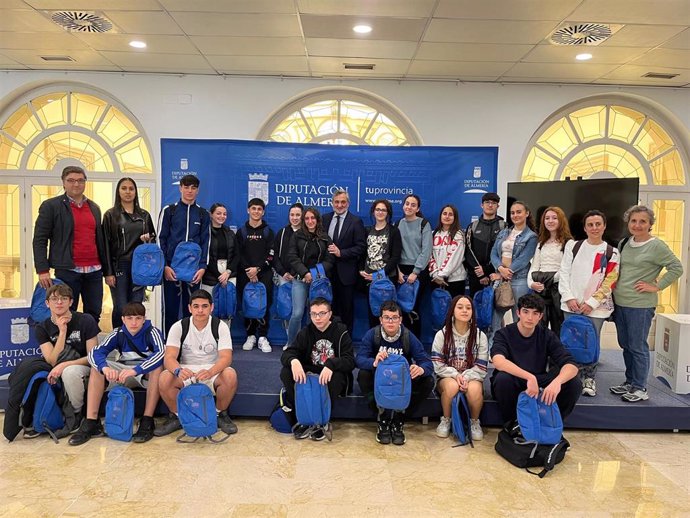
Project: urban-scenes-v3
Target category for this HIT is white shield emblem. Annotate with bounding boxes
[11,322,30,345]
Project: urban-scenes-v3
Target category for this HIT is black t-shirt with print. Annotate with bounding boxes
[34,312,100,363]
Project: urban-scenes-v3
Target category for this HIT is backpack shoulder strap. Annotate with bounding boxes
[180,317,191,348]
[119,329,148,359]
[619,236,630,252]
[571,240,584,260]
[373,325,381,349]
[211,316,220,345]
[498,219,506,230]
[401,328,410,357]
[605,244,614,262]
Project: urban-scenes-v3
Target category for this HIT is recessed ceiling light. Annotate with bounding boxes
[353,25,372,34]
[129,40,147,49]
[576,53,593,61]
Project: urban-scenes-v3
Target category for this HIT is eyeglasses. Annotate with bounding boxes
[65,178,86,185]
[374,208,388,213]
[309,311,330,319]
[380,315,401,323]
[48,296,70,303]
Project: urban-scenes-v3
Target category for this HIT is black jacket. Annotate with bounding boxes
[281,321,355,374]
[273,225,298,277]
[322,211,367,285]
[33,194,107,273]
[287,229,335,279]
[202,225,240,285]
[464,216,505,279]
[102,207,156,277]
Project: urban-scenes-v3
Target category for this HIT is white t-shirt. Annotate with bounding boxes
[166,317,233,365]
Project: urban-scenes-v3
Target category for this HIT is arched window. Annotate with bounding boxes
[0,83,156,329]
[257,87,422,146]
[520,93,689,313]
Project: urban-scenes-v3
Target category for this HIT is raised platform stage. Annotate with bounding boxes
[1,350,689,431]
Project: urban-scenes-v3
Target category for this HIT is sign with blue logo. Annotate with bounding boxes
[161,139,497,231]
[0,308,41,379]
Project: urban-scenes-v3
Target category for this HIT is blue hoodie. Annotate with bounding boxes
[88,320,165,375]
[356,325,434,377]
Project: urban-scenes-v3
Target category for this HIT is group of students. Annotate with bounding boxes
[19,165,683,445]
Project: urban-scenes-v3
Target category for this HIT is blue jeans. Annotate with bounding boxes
[613,305,655,390]
[109,260,144,329]
[489,277,529,349]
[55,268,103,325]
[287,280,310,345]
[563,311,605,379]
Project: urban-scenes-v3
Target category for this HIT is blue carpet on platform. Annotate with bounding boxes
[1,349,688,431]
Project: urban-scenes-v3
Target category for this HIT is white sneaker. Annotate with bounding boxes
[435,416,451,438]
[582,378,597,397]
[258,337,272,353]
[242,336,257,351]
[282,344,289,351]
[470,419,483,441]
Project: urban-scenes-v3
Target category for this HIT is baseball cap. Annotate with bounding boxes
[482,192,500,203]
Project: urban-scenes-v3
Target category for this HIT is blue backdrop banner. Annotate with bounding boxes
[161,139,498,344]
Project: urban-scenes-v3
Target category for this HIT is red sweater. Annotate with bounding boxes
[71,201,100,267]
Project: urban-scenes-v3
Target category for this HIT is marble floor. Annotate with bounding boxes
[0,415,688,518]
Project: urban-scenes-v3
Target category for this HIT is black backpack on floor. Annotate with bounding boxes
[495,421,570,478]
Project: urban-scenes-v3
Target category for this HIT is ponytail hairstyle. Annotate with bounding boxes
[403,193,424,218]
[441,295,478,369]
[510,200,536,232]
[114,177,142,214]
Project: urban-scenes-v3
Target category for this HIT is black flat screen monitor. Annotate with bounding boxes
[506,178,639,246]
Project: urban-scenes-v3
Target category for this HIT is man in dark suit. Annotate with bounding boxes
[322,189,366,333]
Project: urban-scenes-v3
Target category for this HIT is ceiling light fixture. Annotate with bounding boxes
[576,53,592,61]
[129,40,147,49]
[353,24,372,34]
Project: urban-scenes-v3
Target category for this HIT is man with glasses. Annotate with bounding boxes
[322,190,366,333]
[465,192,506,296]
[356,300,433,445]
[280,297,354,441]
[33,165,107,324]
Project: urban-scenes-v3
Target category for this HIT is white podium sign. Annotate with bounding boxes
[654,314,690,394]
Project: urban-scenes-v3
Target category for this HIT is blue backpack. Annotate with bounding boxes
[176,382,229,443]
[431,288,452,329]
[21,372,64,442]
[131,244,165,286]
[295,374,331,428]
[171,241,202,283]
[308,263,332,303]
[269,388,296,434]
[451,392,474,447]
[397,277,420,313]
[212,282,237,320]
[517,391,564,445]
[374,354,412,411]
[105,385,135,442]
[29,279,64,325]
[242,282,267,319]
[473,284,495,330]
[369,269,397,317]
[275,281,293,320]
[560,315,599,365]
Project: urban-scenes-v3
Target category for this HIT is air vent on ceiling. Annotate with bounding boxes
[50,11,113,33]
[550,23,617,46]
[344,63,375,70]
[643,72,680,80]
[40,55,75,62]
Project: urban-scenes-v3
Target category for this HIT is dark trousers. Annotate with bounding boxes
[446,279,466,299]
[109,260,144,329]
[357,368,434,417]
[491,371,581,424]
[238,273,273,338]
[279,366,348,411]
[331,274,356,333]
[538,299,564,336]
[162,279,197,337]
[55,268,103,325]
[468,274,487,297]
[397,265,429,339]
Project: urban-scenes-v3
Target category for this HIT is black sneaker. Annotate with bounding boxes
[132,416,156,443]
[293,424,312,440]
[153,414,182,437]
[68,418,104,446]
[217,411,238,435]
[310,423,332,442]
[23,427,41,439]
[391,414,406,446]
[376,419,392,445]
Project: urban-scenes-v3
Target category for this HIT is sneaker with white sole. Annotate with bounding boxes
[242,335,257,351]
[436,416,451,438]
[582,377,596,397]
[609,382,632,395]
[470,419,484,441]
[258,337,272,353]
[621,388,649,402]
[282,344,289,351]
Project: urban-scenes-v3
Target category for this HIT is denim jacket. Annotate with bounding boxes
[490,226,538,280]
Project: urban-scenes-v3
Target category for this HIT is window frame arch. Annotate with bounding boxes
[519,92,690,191]
[256,86,423,146]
